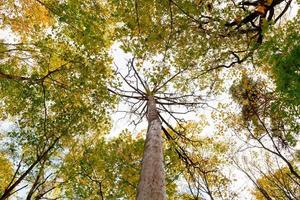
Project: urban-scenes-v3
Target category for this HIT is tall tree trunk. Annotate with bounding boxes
[137,96,166,200]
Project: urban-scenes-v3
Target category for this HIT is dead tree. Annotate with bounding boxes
[108,57,214,200]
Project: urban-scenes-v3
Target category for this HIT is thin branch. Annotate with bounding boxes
[154,66,189,92]
[5,155,24,190]
[274,0,292,23]
[130,58,149,92]
[169,0,201,24]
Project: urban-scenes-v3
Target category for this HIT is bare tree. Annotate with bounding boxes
[108,57,216,199]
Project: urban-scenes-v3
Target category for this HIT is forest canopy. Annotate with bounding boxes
[0,0,299,199]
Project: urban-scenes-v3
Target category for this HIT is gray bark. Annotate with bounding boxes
[137,96,166,200]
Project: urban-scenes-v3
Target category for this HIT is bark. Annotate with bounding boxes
[137,96,166,200]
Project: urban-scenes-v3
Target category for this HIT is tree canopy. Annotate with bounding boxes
[0,0,299,199]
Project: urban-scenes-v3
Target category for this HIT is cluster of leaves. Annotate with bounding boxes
[253,166,300,200]
[0,153,13,196]
[230,72,299,147]
[257,16,300,103]
[227,18,300,198]
[58,126,231,199]
[163,122,235,199]
[61,131,179,199]
[271,45,300,105]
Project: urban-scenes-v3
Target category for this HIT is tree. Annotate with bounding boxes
[108,57,212,199]
[226,43,300,198]
[60,123,232,200]
[168,123,235,200]
[253,166,300,200]
[108,2,298,197]
[230,74,299,175]
[61,131,180,199]
[0,1,116,198]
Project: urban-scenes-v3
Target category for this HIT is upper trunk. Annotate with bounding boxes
[137,96,166,200]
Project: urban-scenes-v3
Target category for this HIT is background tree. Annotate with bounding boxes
[0,0,116,198]
[60,124,232,200]
[253,166,300,200]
